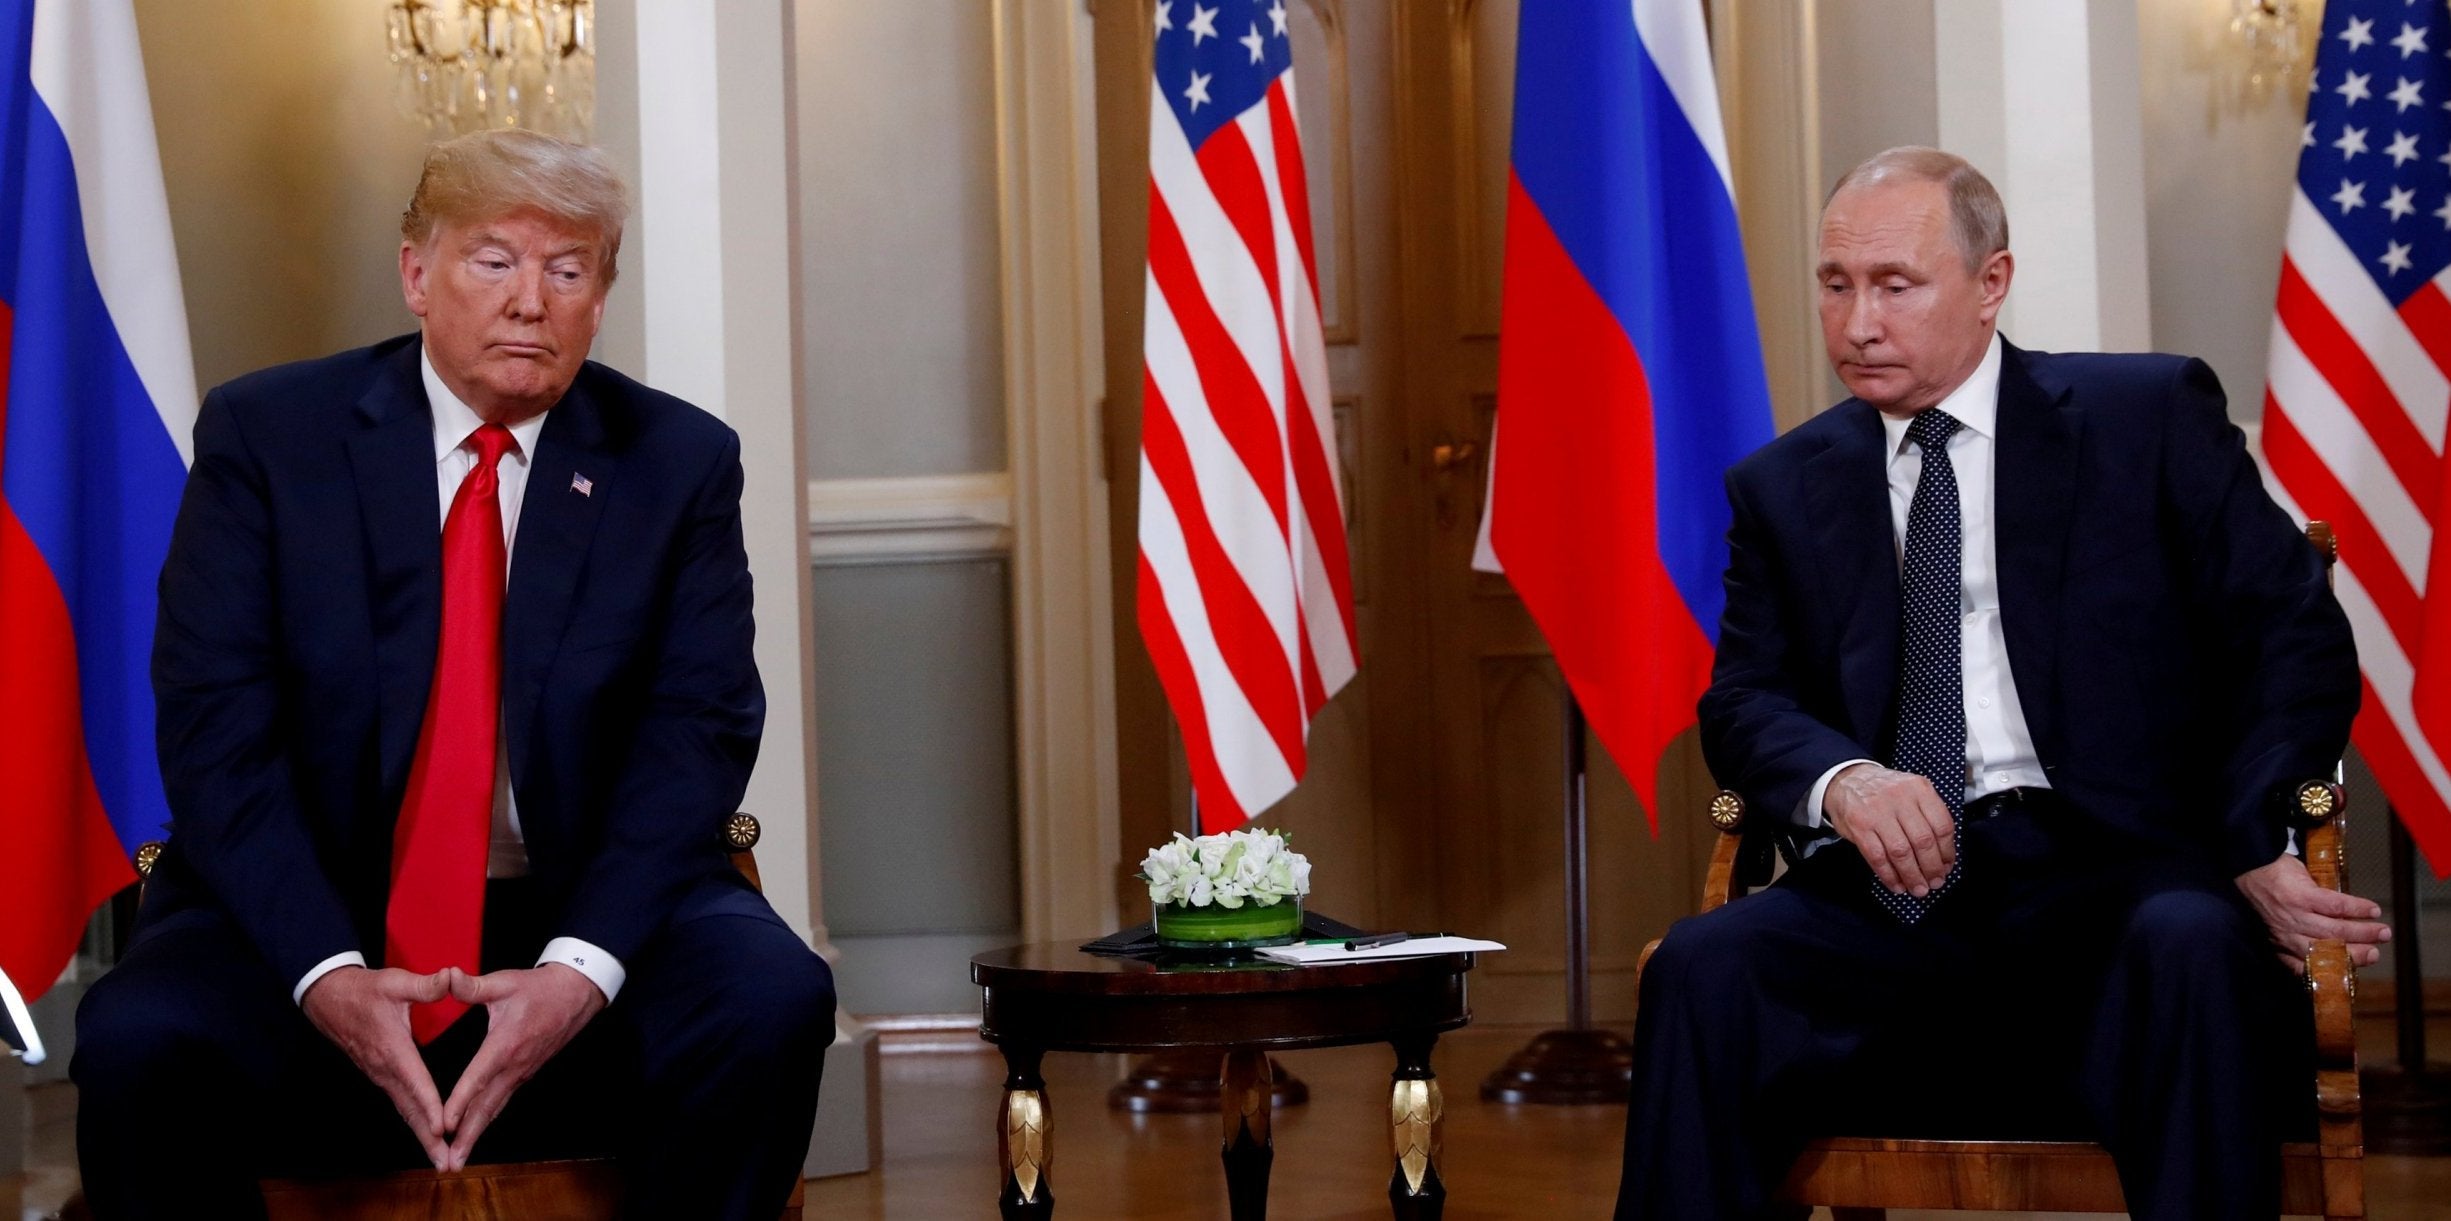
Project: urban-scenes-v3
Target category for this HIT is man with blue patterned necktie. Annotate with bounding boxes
[1615,147,2383,1220]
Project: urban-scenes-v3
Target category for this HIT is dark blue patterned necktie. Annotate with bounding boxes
[1878,408,1966,924]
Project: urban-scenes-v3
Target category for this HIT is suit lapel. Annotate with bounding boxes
[1804,401,1902,747]
[347,343,444,794]
[502,378,618,793]
[1991,341,2080,761]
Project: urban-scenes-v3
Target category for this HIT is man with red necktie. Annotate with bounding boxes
[71,130,833,1219]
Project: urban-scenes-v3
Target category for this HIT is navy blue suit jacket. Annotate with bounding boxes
[1698,341,2358,877]
[142,335,765,989]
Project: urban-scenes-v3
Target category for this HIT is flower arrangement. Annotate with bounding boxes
[1140,827,1312,949]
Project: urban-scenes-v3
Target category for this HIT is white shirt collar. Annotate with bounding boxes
[422,345,547,465]
[1880,330,2004,456]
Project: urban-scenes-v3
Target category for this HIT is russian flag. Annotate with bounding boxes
[1482,0,1773,827]
[0,0,194,1001]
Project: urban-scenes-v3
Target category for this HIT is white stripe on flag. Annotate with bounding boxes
[1139,457,1299,812]
[1630,0,1734,194]
[2267,327,2433,587]
[2285,192,2451,447]
[1148,90,1288,423]
[1145,275,1305,665]
[31,0,197,465]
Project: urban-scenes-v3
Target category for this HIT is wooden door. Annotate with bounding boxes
[1093,0,1720,1024]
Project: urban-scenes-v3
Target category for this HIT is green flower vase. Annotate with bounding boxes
[1152,898,1303,950]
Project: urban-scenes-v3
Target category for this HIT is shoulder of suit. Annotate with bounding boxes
[2009,345,2211,400]
[569,359,739,453]
[1727,397,1869,481]
[206,333,419,418]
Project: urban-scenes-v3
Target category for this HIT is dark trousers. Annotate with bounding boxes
[71,875,835,1220]
[1614,802,2310,1221]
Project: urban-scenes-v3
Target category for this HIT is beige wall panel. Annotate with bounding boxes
[1451,0,1516,340]
[1292,1,1359,345]
[2138,0,2311,423]
[133,0,438,395]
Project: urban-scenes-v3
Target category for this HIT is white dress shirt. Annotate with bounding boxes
[292,350,626,1006]
[1801,333,2051,831]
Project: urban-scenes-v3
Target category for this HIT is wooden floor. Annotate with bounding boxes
[12,1020,2451,1219]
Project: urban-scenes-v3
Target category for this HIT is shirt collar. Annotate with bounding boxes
[1880,330,2004,457]
[422,345,547,466]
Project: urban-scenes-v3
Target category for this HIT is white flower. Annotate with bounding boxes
[1137,827,1312,909]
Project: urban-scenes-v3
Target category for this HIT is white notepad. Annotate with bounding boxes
[1254,936,1506,965]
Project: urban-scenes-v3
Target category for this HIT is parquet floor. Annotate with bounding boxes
[10,1020,2451,1218]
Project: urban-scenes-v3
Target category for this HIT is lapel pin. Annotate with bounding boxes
[571,473,594,497]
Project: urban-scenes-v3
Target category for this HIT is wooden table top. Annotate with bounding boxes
[970,942,1477,1053]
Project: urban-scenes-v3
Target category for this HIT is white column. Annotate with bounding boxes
[1936,0,2153,351]
[597,0,877,1179]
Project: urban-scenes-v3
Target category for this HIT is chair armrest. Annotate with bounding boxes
[2297,809,2363,1153]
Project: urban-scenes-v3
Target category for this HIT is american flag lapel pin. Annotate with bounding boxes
[571,472,594,497]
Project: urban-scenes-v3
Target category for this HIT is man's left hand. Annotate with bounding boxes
[437,962,608,1170]
[2235,852,2390,974]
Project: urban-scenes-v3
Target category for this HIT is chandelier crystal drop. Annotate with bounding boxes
[386,1,596,141]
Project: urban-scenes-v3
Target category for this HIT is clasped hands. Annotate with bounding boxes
[1826,762,2391,971]
[300,962,607,1171]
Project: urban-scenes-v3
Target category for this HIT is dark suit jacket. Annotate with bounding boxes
[1699,341,2358,877]
[142,334,765,988]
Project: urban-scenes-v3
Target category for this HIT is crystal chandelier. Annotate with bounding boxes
[386,1,596,141]
[2229,0,2309,96]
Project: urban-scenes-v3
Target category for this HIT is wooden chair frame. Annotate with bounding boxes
[1635,523,2365,1219]
[114,812,806,1221]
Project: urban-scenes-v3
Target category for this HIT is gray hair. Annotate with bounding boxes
[1827,146,2007,271]
[401,129,628,286]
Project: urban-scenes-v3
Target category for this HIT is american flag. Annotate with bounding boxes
[1136,0,1355,834]
[2262,0,2451,872]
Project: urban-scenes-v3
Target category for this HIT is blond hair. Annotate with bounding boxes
[1827,146,2007,272]
[401,130,628,285]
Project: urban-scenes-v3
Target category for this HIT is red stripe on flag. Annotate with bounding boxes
[2397,280,2451,381]
[1136,554,1249,833]
[0,498,138,1000]
[1264,86,1321,303]
[1194,121,1283,312]
[1140,373,1307,772]
[2276,257,2438,516]
[2351,676,2451,878]
[1490,177,1713,825]
[1145,188,1290,535]
[2264,397,2425,658]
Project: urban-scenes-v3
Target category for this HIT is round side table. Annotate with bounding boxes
[971,943,1475,1220]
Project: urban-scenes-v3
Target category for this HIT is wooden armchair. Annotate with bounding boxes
[111,812,807,1221]
[1636,523,2365,1220]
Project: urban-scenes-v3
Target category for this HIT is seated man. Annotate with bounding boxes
[73,130,833,1219]
[1614,147,2384,1220]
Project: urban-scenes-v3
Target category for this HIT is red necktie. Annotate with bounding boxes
[387,422,513,1043]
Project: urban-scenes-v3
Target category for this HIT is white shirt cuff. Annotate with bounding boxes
[1801,759,1878,829]
[294,951,367,1006]
[538,937,625,1003]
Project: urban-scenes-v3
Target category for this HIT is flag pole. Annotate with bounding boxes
[2359,805,2451,1152]
[1480,686,1633,1104]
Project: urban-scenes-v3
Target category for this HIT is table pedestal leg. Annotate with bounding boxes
[1220,1048,1275,1220]
[1387,1033,1446,1220]
[998,1046,1054,1220]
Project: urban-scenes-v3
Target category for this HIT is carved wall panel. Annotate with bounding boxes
[1291,0,1359,345]
[1448,0,1516,340]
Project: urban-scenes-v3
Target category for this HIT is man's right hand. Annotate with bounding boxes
[1825,762,1957,897]
[300,964,454,1169]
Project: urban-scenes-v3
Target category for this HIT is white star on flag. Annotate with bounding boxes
[2392,76,2428,111]
[1187,3,1218,44]
[2386,184,2418,219]
[1183,68,1212,109]
[1153,0,1172,33]
[2343,16,2377,52]
[1240,21,1265,63]
[2435,195,2451,228]
[2395,21,2431,57]
[2333,178,2370,213]
[2389,130,2424,165]
[1269,0,1289,37]
[2304,120,2318,147]
[2336,124,2371,158]
[2341,70,2376,106]
[2382,239,2416,273]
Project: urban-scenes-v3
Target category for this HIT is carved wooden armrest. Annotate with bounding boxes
[1701,791,1748,912]
[2292,782,2362,1151]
